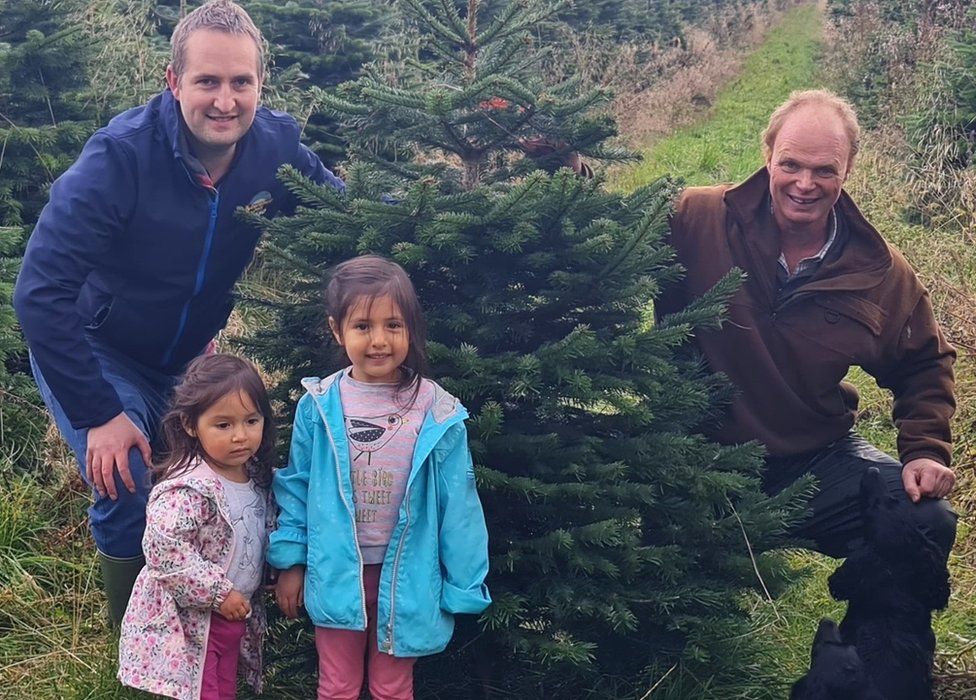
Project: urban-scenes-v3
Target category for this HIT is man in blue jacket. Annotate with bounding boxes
[13,0,343,623]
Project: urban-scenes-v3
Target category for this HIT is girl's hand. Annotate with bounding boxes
[218,589,251,621]
[276,565,305,619]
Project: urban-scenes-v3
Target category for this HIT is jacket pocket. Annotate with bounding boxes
[85,294,233,368]
[85,295,177,365]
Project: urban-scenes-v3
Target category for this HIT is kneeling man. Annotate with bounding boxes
[659,89,957,690]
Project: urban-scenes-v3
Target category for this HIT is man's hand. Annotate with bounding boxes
[85,412,152,500]
[276,565,305,619]
[218,589,251,621]
[902,457,956,503]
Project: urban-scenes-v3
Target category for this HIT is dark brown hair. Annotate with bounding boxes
[325,255,429,405]
[155,353,276,487]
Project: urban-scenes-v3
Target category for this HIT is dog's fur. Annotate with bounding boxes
[823,468,951,700]
[790,619,884,699]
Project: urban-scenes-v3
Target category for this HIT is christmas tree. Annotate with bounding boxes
[242,0,811,695]
[0,0,100,470]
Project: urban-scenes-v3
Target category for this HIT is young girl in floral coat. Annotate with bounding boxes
[118,354,276,700]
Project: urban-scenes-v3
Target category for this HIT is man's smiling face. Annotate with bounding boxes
[165,29,263,162]
[766,105,852,235]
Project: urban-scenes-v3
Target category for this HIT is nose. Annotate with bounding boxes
[371,330,390,348]
[231,424,247,442]
[795,169,814,190]
[213,84,234,113]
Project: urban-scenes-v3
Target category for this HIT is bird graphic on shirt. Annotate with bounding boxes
[346,414,404,464]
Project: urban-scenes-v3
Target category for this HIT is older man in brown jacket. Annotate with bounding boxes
[659,89,957,696]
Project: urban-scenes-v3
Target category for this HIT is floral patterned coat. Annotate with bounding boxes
[118,460,273,699]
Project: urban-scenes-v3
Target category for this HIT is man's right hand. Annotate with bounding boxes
[276,565,305,619]
[85,412,152,500]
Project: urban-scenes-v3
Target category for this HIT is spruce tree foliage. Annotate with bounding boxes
[0,0,99,469]
[245,0,811,695]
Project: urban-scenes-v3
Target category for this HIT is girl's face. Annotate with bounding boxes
[185,389,265,482]
[329,294,410,384]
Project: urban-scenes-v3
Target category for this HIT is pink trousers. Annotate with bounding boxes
[201,613,245,699]
[315,564,416,700]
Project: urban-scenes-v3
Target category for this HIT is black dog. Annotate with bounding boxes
[826,467,950,700]
[790,618,884,699]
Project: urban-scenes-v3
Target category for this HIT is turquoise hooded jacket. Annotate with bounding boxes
[267,370,491,657]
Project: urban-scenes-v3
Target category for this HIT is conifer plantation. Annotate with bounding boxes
[13,0,976,697]
[242,0,811,695]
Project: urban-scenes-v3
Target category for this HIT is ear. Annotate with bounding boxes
[181,416,196,438]
[165,65,181,98]
[328,316,343,345]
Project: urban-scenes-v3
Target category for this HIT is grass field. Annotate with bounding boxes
[612,2,976,697]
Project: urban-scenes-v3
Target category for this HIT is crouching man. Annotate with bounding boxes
[658,89,957,695]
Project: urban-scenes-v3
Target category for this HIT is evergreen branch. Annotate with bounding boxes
[597,177,677,283]
[479,0,566,47]
[725,496,783,623]
[311,87,370,117]
[435,0,470,40]
[658,269,746,331]
[360,84,428,110]
[399,0,467,47]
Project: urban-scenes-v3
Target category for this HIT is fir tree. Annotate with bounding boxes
[242,0,811,695]
[0,0,99,470]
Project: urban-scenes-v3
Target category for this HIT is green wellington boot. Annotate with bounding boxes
[97,551,145,627]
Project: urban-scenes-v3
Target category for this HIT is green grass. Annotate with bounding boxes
[611,3,824,192]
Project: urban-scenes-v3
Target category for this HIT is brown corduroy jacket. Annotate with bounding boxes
[659,168,956,467]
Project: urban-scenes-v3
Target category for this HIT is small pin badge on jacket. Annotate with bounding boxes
[243,191,273,216]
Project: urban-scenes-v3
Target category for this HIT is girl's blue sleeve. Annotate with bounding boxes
[268,395,315,570]
[436,422,492,614]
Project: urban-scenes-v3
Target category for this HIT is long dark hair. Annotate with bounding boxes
[155,353,276,487]
[325,254,429,406]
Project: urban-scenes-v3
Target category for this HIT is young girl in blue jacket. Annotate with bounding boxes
[268,254,491,700]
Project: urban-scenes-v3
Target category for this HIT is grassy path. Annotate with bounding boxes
[612,3,823,191]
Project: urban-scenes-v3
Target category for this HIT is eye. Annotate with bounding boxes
[247,417,262,426]
[215,422,230,430]
[816,167,837,178]
[233,78,251,88]
[387,321,404,331]
[353,322,369,332]
[197,78,216,87]
[779,160,799,173]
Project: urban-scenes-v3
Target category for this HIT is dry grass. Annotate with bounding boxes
[578,0,803,150]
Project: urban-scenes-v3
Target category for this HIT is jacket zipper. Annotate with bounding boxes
[310,393,368,628]
[385,489,412,654]
[160,174,220,367]
[385,409,463,655]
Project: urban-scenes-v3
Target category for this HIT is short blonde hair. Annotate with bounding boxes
[762,89,860,166]
[170,0,265,79]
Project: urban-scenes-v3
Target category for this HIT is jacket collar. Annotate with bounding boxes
[159,88,251,185]
[302,369,464,425]
[724,168,893,293]
[149,457,232,520]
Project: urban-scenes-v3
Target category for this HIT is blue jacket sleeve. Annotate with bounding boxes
[435,422,491,615]
[268,394,316,569]
[13,132,134,429]
[293,142,345,193]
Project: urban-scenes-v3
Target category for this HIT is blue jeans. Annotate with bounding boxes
[30,339,178,558]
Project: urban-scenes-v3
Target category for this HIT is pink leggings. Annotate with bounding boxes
[315,564,416,700]
[201,613,245,699]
